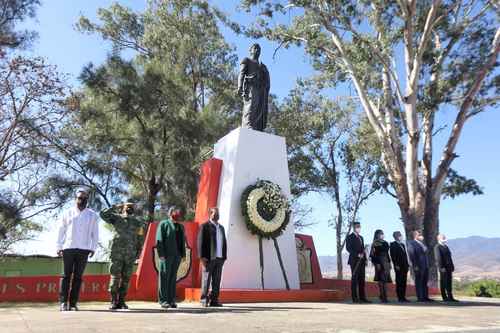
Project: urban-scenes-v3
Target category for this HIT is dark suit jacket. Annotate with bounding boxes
[434,243,455,272]
[197,221,227,261]
[406,240,428,271]
[346,233,365,266]
[390,241,409,271]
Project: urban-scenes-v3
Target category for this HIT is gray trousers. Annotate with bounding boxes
[201,258,224,302]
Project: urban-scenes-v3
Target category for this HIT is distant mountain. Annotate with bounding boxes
[319,236,500,281]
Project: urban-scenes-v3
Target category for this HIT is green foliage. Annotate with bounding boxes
[74,0,241,219]
[455,279,500,298]
[442,168,484,199]
[0,193,43,255]
[0,0,40,51]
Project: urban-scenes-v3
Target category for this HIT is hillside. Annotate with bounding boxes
[319,236,500,281]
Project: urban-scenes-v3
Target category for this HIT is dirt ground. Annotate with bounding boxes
[1,296,499,333]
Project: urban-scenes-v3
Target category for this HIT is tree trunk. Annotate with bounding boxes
[336,224,343,280]
[146,175,161,223]
[423,197,440,286]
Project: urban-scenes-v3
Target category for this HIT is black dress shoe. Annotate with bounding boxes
[169,303,178,308]
[425,298,435,302]
[449,298,459,302]
[60,303,68,312]
[209,301,223,307]
[399,298,411,303]
[360,299,372,304]
[69,305,79,311]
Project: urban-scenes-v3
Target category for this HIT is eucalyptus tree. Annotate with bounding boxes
[241,1,497,279]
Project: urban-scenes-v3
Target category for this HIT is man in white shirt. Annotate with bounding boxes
[197,207,227,307]
[56,189,99,311]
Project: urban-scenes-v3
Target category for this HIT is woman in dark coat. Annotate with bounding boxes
[370,229,392,303]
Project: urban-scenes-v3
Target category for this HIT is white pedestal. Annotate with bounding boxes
[213,127,300,290]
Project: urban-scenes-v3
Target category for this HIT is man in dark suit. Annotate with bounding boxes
[390,231,410,302]
[346,222,370,303]
[434,234,458,302]
[407,230,432,302]
[197,207,227,307]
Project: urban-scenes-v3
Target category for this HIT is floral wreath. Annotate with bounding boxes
[240,179,292,289]
[241,180,291,239]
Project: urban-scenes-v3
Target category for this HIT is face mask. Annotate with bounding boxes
[77,197,88,210]
[171,211,182,221]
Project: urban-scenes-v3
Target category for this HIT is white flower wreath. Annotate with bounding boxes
[246,187,287,233]
[241,180,290,239]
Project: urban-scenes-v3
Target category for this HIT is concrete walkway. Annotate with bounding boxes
[1,297,499,333]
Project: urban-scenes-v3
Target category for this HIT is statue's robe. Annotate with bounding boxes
[239,57,270,131]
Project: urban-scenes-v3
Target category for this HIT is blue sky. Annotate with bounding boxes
[14,0,499,257]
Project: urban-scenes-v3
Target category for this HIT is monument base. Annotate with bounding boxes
[213,128,301,290]
[183,288,345,303]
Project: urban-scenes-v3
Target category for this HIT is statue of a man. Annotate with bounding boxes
[237,43,270,131]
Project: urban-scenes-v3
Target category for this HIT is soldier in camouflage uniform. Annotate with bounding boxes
[100,201,145,310]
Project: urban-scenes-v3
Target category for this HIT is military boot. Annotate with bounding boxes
[118,295,129,310]
[109,294,119,310]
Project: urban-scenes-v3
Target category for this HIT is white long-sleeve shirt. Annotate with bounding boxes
[210,220,223,259]
[56,206,99,252]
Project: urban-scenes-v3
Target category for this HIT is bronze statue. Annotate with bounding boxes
[237,43,270,131]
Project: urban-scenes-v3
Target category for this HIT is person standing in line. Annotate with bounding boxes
[198,207,227,307]
[370,229,392,303]
[57,189,99,311]
[407,230,433,302]
[390,231,410,302]
[346,222,370,303]
[100,200,145,310]
[156,206,186,309]
[434,233,459,302]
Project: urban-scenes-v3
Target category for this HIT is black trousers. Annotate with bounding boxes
[395,268,408,300]
[414,267,429,301]
[350,260,366,301]
[439,269,453,300]
[59,249,90,305]
[201,258,224,303]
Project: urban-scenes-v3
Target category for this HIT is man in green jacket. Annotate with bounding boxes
[156,206,186,309]
[100,201,145,310]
